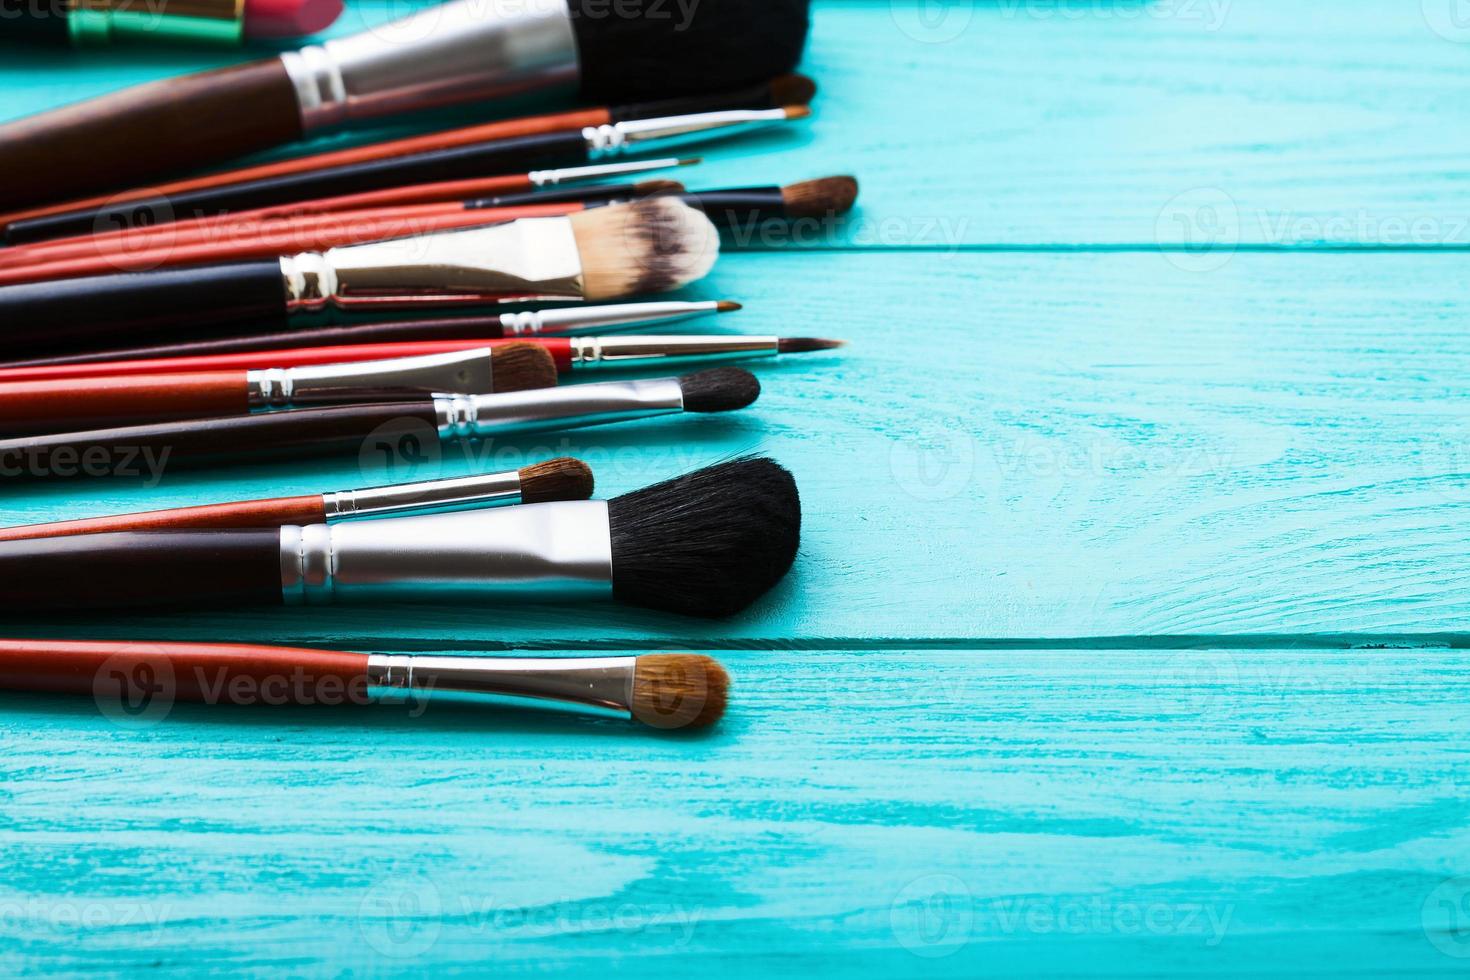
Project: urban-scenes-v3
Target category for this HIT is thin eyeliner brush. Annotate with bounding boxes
[8,106,806,245]
[0,300,741,370]
[0,75,813,235]
[0,367,760,481]
[0,458,593,542]
[0,639,729,730]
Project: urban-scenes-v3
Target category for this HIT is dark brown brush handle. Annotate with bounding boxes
[0,400,441,482]
[0,530,284,611]
[0,59,304,211]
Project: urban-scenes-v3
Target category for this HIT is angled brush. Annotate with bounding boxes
[0,199,721,357]
[0,458,593,543]
[0,367,760,480]
[0,640,727,730]
[0,456,800,619]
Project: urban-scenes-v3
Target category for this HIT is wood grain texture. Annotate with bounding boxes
[0,649,1464,976]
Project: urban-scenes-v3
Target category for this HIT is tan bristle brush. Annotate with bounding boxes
[0,342,559,436]
[0,458,594,542]
[0,640,729,730]
[0,199,722,359]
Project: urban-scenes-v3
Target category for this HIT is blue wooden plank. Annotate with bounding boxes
[0,648,1465,976]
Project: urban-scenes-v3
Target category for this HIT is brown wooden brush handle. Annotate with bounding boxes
[0,639,370,705]
[0,59,304,211]
[0,529,284,611]
[0,494,327,543]
[0,370,247,435]
[0,400,441,481]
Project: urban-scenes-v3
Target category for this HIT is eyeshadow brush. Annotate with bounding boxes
[0,457,593,542]
[0,640,728,730]
[0,367,760,480]
[0,300,741,370]
[0,0,811,208]
[0,75,814,237]
[0,456,800,619]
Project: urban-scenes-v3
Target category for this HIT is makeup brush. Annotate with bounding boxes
[0,343,558,435]
[0,367,760,480]
[0,0,812,208]
[0,176,854,285]
[8,106,805,245]
[0,159,697,258]
[0,335,843,386]
[0,640,728,729]
[3,0,343,47]
[0,199,721,357]
[0,458,593,542]
[0,300,741,369]
[0,456,800,618]
[0,75,813,236]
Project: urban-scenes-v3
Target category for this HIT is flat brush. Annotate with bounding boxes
[0,456,800,619]
[0,75,814,236]
[0,336,842,386]
[6,104,805,246]
[0,343,558,435]
[0,300,741,370]
[0,457,593,543]
[0,640,727,730]
[0,0,811,210]
[0,177,853,286]
[0,199,721,357]
[0,367,760,480]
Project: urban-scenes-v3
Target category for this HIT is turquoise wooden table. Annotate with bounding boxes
[5,1,1470,974]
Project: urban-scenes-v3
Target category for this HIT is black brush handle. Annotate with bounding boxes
[0,400,441,482]
[0,260,288,357]
[0,530,283,611]
[10,130,592,245]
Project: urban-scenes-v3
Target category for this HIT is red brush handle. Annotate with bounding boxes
[0,340,574,383]
[0,370,246,434]
[0,639,370,705]
[0,494,327,543]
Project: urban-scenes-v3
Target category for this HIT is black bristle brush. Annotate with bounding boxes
[0,366,761,480]
[0,0,812,208]
[0,457,801,619]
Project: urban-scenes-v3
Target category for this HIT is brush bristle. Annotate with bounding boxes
[608,457,800,618]
[570,199,720,301]
[491,342,559,392]
[631,654,730,729]
[519,457,595,504]
[782,177,859,219]
[632,180,688,195]
[678,368,760,412]
[777,337,845,353]
[569,0,811,103]
[717,301,742,313]
[770,74,817,106]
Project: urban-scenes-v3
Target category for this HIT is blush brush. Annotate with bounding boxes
[0,367,760,480]
[0,456,801,619]
[0,640,728,730]
[0,199,721,357]
[0,457,593,543]
[0,0,812,208]
[0,343,558,435]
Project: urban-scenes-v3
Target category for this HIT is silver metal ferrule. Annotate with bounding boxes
[528,158,690,187]
[322,468,525,520]
[582,109,795,160]
[498,301,729,336]
[245,349,495,408]
[278,0,579,133]
[431,376,685,439]
[568,335,780,368]
[279,499,613,604]
[365,654,635,720]
[279,217,584,312]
